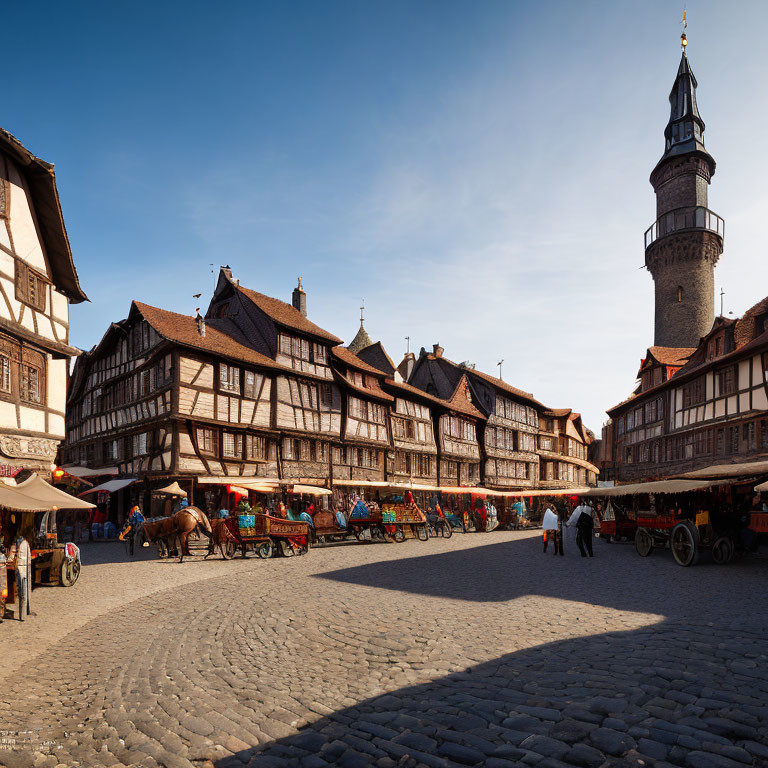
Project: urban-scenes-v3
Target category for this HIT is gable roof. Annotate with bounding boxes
[347,322,373,355]
[357,341,397,376]
[134,302,284,370]
[0,126,88,303]
[236,285,342,344]
[645,346,696,367]
[331,345,385,375]
[446,374,487,420]
[734,296,768,348]
[463,365,540,406]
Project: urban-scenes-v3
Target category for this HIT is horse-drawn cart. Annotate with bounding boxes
[212,513,310,559]
[381,496,429,543]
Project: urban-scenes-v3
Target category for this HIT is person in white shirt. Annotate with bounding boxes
[542,505,563,555]
[8,535,32,621]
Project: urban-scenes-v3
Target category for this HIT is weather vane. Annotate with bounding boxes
[360,299,365,325]
[681,8,687,50]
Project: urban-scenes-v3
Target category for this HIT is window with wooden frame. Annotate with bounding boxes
[682,377,706,408]
[319,383,332,407]
[15,260,47,313]
[20,348,44,405]
[243,371,263,399]
[716,365,737,397]
[0,353,10,394]
[245,434,267,460]
[312,343,327,364]
[133,432,148,456]
[219,363,240,394]
[279,333,292,355]
[222,432,243,459]
[197,427,216,455]
[744,422,757,452]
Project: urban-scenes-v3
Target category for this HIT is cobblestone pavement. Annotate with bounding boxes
[1,531,768,768]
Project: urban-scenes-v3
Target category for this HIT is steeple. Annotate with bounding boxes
[657,51,713,169]
[347,300,373,354]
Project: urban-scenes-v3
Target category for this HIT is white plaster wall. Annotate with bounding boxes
[6,159,48,273]
[0,400,16,427]
[739,360,750,389]
[48,413,65,437]
[754,387,768,411]
[51,291,69,324]
[19,405,45,432]
[0,221,11,251]
[48,357,67,412]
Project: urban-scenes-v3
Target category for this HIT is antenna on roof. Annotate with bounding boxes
[405,336,410,355]
[360,299,365,326]
[497,359,504,380]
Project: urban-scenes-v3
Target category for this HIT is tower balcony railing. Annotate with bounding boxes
[644,205,725,250]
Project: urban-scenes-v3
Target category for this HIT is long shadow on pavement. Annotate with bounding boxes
[217,536,768,768]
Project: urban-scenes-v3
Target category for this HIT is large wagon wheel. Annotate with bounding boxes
[416,523,429,542]
[256,540,273,559]
[60,558,81,587]
[441,520,453,539]
[392,527,406,543]
[671,522,700,567]
[711,536,734,565]
[279,539,295,557]
[635,528,653,557]
[353,525,365,542]
[219,540,237,560]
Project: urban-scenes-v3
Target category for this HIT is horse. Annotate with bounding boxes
[142,506,212,563]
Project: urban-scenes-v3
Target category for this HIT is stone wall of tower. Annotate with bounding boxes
[647,230,720,347]
[652,155,711,215]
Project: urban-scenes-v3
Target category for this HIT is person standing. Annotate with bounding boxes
[576,503,595,557]
[542,506,563,555]
[9,534,32,621]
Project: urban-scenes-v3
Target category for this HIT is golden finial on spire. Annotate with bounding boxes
[681,8,688,50]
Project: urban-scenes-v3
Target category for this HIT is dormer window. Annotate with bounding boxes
[15,261,47,313]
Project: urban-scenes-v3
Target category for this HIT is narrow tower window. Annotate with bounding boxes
[677,286,684,303]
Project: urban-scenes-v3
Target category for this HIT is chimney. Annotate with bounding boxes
[397,352,416,382]
[432,343,444,358]
[292,276,307,317]
[196,312,206,338]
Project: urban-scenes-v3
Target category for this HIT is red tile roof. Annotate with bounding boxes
[646,346,696,367]
[134,302,284,370]
[236,286,342,343]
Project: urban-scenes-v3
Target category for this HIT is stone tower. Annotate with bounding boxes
[644,49,724,348]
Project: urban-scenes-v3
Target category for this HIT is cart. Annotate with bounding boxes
[312,508,352,544]
[346,499,389,542]
[213,513,310,559]
[381,497,429,543]
[597,501,637,543]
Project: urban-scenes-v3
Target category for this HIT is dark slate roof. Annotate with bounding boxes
[0,126,88,303]
[357,341,396,376]
[236,285,343,344]
[332,345,386,375]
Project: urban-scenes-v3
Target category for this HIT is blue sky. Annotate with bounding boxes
[5,1,768,430]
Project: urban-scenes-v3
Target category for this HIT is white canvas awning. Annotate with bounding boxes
[79,478,137,496]
[674,460,768,480]
[500,487,592,497]
[756,481,768,493]
[60,465,119,478]
[196,476,281,488]
[582,479,729,497]
[290,484,332,496]
[332,480,389,488]
[0,474,96,512]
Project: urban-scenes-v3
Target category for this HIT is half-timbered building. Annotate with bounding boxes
[538,409,598,489]
[0,127,87,477]
[606,297,768,482]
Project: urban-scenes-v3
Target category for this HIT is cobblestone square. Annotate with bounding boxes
[2,532,768,768]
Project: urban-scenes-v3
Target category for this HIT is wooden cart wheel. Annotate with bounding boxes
[279,539,295,557]
[317,535,327,545]
[219,541,237,560]
[256,540,273,559]
[353,526,364,542]
[393,527,405,543]
[441,521,453,539]
[712,536,734,565]
[671,522,699,567]
[60,558,81,587]
[416,524,429,542]
[635,528,653,557]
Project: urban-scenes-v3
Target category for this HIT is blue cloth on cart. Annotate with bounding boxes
[350,500,370,519]
[298,512,314,527]
[335,510,347,529]
[238,515,256,528]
